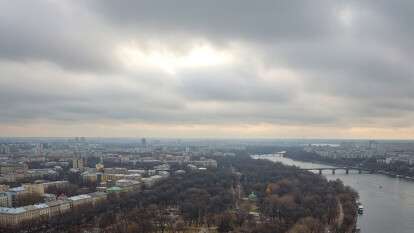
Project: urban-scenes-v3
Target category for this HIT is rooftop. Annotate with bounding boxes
[106,187,122,192]
[9,186,25,192]
[0,207,26,214]
[68,194,91,201]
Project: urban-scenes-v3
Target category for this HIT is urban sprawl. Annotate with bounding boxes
[0,138,221,227]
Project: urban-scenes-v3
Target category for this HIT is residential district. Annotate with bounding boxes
[2,138,412,232]
[0,138,364,233]
[304,140,414,165]
[0,138,221,228]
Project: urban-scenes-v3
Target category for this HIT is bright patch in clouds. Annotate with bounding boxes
[117,41,235,74]
[337,6,354,27]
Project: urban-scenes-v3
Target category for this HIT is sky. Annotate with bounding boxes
[0,0,414,139]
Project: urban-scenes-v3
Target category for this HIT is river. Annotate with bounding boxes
[252,154,414,233]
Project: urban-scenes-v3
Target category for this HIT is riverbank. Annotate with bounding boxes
[256,154,414,233]
[283,153,414,182]
[252,154,358,233]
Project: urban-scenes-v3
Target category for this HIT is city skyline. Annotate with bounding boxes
[1,1,414,139]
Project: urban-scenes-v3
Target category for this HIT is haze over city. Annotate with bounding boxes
[2,2,414,233]
[1,0,414,139]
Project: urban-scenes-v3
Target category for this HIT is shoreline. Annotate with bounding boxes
[253,154,359,233]
[282,154,414,182]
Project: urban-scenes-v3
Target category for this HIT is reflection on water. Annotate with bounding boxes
[253,154,414,233]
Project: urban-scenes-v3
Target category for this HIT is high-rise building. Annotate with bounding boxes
[0,145,10,155]
[34,144,43,156]
[72,158,84,170]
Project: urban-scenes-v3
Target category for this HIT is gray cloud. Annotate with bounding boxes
[1,1,414,137]
[178,67,294,103]
[83,0,338,40]
[0,1,119,72]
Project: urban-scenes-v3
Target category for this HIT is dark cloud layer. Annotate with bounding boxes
[0,1,414,137]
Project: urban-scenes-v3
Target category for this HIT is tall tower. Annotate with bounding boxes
[73,158,84,169]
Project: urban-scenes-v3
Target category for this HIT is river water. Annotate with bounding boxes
[253,154,414,233]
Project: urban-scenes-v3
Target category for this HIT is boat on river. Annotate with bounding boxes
[357,204,364,214]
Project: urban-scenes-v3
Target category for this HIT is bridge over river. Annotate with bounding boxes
[301,167,375,175]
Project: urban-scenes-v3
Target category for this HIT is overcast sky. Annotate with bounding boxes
[0,0,414,139]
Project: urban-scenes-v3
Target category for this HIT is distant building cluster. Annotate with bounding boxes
[304,141,414,164]
[0,138,226,228]
[377,154,414,165]
[304,141,382,159]
[0,162,59,183]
